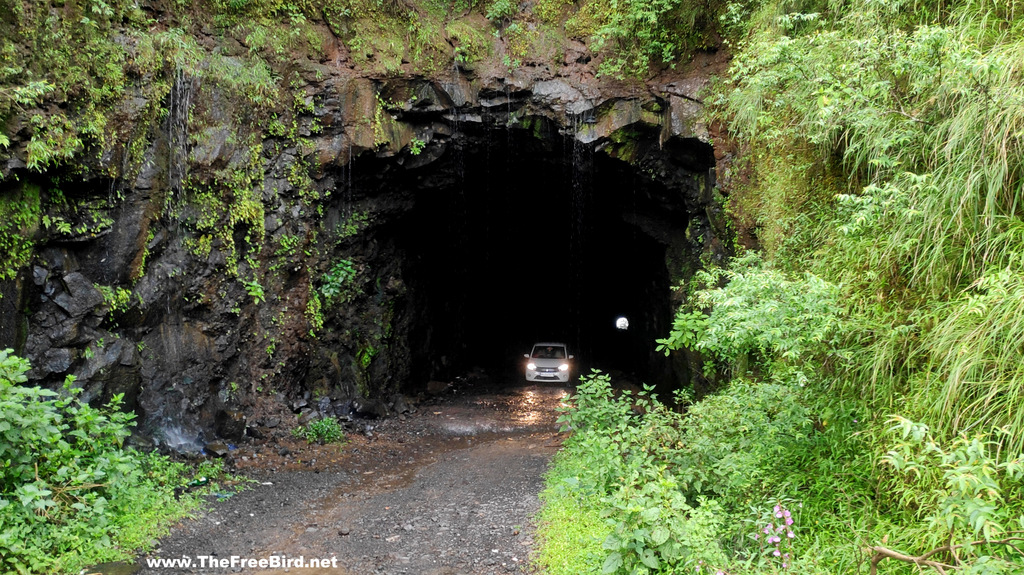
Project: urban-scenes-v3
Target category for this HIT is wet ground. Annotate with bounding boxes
[129,381,572,575]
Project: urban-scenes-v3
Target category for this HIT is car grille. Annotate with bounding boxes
[538,367,559,373]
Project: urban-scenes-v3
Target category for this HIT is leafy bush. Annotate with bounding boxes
[546,371,815,574]
[583,0,725,78]
[319,258,358,304]
[292,417,346,444]
[873,417,1024,573]
[486,0,518,23]
[657,252,841,373]
[0,349,216,574]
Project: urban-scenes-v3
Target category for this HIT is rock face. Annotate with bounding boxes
[0,35,726,448]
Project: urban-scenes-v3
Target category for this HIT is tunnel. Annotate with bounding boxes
[341,118,715,390]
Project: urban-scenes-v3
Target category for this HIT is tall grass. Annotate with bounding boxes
[916,265,1024,450]
[722,0,1024,450]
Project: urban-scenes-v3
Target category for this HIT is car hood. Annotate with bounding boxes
[529,358,568,367]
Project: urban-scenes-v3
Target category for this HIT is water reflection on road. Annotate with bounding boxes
[124,382,572,575]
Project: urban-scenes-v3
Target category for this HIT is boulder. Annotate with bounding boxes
[52,272,105,318]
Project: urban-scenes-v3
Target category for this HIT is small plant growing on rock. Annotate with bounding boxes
[292,417,346,444]
[319,259,357,304]
[242,279,265,304]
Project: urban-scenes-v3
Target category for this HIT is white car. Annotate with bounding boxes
[524,342,573,383]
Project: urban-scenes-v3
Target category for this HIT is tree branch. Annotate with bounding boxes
[869,545,954,575]
[869,535,1024,574]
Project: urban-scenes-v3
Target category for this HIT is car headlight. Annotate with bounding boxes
[526,362,537,371]
[559,363,569,371]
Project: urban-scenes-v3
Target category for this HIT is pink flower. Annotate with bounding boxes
[787,531,795,538]
[773,550,782,557]
[785,518,794,526]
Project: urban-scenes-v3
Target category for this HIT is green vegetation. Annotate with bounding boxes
[242,278,266,304]
[539,0,1024,572]
[291,417,346,444]
[656,252,840,375]
[720,0,1024,448]
[538,366,816,573]
[533,462,605,575]
[320,258,358,305]
[409,137,426,155]
[1,1,139,172]
[96,284,134,318]
[581,0,723,78]
[305,284,324,337]
[0,349,227,574]
[0,183,40,283]
[337,211,370,240]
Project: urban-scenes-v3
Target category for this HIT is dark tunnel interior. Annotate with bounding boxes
[358,123,710,389]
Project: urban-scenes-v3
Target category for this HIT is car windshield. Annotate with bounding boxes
[532,345,565,359]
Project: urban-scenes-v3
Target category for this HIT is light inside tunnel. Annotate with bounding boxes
[615,316,629,330]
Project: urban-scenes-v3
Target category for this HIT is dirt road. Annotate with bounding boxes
[133,382,570,575]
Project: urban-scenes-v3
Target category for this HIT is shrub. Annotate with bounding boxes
[657,252,841,374]
[566,0,727,78]
[873,417,1024,573]
[292,417,346,444]
[549,371,814,574]
[486,0,517,23]
[319,259,357,304]
[0,349,217,574]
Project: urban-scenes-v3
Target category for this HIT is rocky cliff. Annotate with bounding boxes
[0,2,729,449]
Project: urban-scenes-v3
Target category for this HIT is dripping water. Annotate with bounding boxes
[341,141,354,224]
[167,68,195,203]
[449,100,469,369]
[568,114,594,364]
[162,69,196,346]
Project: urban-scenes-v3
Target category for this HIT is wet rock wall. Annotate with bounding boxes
[0,46,723,448]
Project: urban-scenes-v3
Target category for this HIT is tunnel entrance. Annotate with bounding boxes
[347,119,714,390]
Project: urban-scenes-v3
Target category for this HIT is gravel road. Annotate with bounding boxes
[129,382,570,575]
